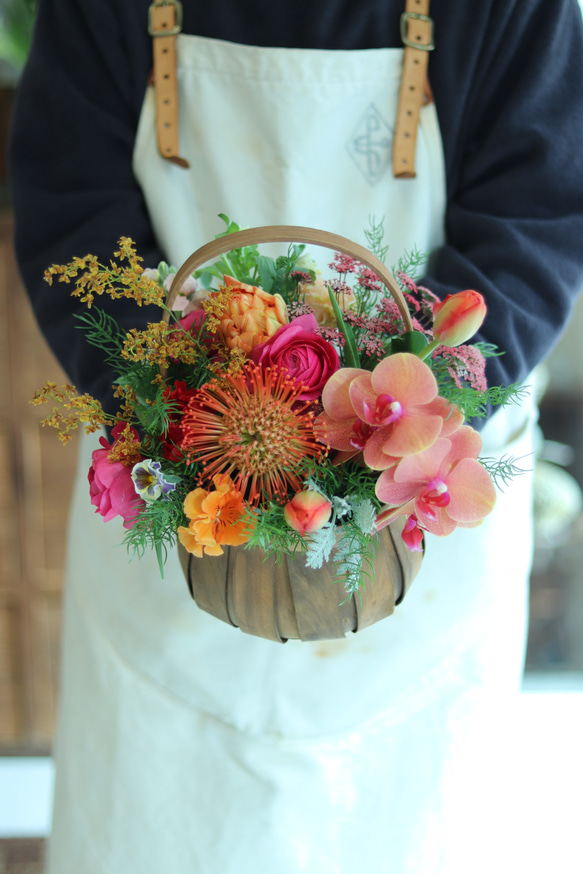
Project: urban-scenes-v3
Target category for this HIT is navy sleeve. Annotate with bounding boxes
[426,0,583,398]
[9,0,160,412]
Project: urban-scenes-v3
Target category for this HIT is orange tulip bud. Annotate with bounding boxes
[432,290,486,347]
[284,490,332,537]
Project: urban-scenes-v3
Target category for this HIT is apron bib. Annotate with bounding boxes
[48,32,535,874]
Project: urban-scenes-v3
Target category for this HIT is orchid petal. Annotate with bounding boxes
[447,426,483,462]
[424,396,464,437]
[381,412,443,457]
[415,505,458,537]
[348,374,378,423]
[375,468,418,505]
[393,438,452,483]
[314,412,359,451]
[446,459,497,522]
[371,353,437,406]
[362,427,401,470]
[321,367,367,419]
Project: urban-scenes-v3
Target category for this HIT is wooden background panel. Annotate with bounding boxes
[0,421,20,589]
[0,600,22,745]
[0,213,73,752]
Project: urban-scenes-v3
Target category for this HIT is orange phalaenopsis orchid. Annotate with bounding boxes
[375,426,496,537]
[315,353,463,467]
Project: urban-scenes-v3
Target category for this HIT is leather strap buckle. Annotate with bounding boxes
[148,0,183,38]
[399,12,435,51]
[393,1,434,179]
[149,0,190,167]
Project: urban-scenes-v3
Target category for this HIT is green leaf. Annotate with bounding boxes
[196,270,216,288]
[157,262,172,282]
[216,214,241,236]
[155,540,166,579]
[327,287,360,368]
[392,330,429,355]
[256,255,277,292]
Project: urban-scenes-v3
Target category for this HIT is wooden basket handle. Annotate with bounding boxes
[165,225,414,332]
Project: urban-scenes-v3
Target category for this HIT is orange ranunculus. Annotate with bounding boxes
[177,474,253,558]
[217,275,288,356]
[299,277,356,328]
[432,290,487,347]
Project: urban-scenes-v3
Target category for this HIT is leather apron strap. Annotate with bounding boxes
[392,0,434,179]
[149,0,190,168]
[148,1,433,177]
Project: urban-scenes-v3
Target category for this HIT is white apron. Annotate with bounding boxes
[48,34,536,874]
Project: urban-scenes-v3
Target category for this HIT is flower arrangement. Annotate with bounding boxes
[34,217,525,596]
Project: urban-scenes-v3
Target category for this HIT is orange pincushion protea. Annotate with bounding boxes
[180,362,327,505]
[177,474,253,558]
[216,275,288,355]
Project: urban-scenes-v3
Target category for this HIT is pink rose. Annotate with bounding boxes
[250,314,340,401]
[88,424,145,529]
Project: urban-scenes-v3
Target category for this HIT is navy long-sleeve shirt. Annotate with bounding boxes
[9,0,583,413]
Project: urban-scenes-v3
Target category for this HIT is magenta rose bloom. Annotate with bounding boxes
[178,309,206,334]
[88,424,145,529]
[250,313,340,401]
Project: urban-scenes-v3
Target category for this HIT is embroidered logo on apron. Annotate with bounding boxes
[346,103,393,185]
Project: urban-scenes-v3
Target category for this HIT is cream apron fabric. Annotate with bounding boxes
[48,34,536,874]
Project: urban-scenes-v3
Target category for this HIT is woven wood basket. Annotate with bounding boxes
[166,227,424,642]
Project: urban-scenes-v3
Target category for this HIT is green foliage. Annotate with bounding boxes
[327,286,360,367]
[392,246,428,284]
[334,522,377,598]
[363,215,389,264]
[0,0,35,72]
[245,502,305,559]
[480,453,532,490]
[194,215,313,302]
[435,379,530,421]
[74,308,127,373]
[123,484,190,578]
[388,330,429,355]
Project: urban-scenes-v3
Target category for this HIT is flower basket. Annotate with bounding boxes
[166,226,426,642]
[178,516,422,643]
[38,222,510,647]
